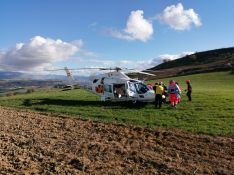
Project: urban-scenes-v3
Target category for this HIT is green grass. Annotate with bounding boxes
[0,71,234,136]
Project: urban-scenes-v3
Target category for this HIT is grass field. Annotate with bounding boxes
[0,71,233,136]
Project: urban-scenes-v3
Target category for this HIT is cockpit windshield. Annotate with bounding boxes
[128,81,150,94]
[134,82,149,94]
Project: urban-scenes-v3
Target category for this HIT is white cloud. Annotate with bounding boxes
[157,3,202,30]
[79,50,98,58]
[110,10,153,42]
[70,40,84,48]
[0,36,82,71]
[77,58,114,66]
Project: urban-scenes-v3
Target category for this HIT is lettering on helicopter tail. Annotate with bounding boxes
[95,85,104,93]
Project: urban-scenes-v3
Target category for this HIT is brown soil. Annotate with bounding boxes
[0,107,233,175]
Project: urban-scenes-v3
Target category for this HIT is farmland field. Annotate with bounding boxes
[0,71,234,174]
[0,71,234,136]
[0,107,233,174]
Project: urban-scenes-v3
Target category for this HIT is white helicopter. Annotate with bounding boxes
[48,67,156,103]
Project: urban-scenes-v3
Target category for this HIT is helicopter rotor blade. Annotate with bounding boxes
[45,67,105,71]
[136,71,156,76]
[127,70,156,76]
[44,67,147,74]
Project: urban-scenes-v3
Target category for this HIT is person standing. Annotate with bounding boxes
[168,80,180,108]
[175,82,182,103]
[153,82,158,107]
[185,80,192,101]
[155,82,164,108]
[162,82,168,104]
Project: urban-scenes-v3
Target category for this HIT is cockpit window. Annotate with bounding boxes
[134,83,149,94]
[128,82,136,93]
[93,79,99,83]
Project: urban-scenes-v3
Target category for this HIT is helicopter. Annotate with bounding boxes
[48,67,156,103]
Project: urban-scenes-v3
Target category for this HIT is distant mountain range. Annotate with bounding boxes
[146,47,234,78]
[0,69,93,89]
[0,72,91,89]
[0,71,67,80]
[0,71,24,79]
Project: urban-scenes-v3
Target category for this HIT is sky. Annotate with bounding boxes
[0,0,234,75]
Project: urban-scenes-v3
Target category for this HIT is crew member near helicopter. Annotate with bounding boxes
[153,82,158,103]
[155,82,164,108]
[95,84,104,93]
[185,80,192,101]
[167,80,180,108]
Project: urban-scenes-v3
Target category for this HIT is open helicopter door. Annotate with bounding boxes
[113,83,127,99]
[127,81,138,101]
[103,84,114,100]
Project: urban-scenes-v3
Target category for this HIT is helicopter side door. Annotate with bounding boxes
[103,84,114,100]
[127,82,138,100]
[113,84,127,99]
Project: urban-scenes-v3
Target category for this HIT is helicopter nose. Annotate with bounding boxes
[146,90,155,100]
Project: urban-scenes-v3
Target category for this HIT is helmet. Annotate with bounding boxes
[186,80,190,83]
[169,80,175,85]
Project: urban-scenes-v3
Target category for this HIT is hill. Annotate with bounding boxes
[147,47,234,78]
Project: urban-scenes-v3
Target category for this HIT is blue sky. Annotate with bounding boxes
[0,0,234,74]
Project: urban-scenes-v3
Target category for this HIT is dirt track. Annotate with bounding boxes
[0,107,233,175]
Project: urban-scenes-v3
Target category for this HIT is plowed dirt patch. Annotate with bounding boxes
[0,107,233,174]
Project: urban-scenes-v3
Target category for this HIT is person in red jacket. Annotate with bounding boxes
[167,80,180,108]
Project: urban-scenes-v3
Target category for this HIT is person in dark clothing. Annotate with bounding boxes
[153,82,158,107]
[155,82,164,108]
[153,82,158,93]
[162,82,168,104]
[185,80,192,101]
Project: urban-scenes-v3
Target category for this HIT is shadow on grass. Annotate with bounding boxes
[24,98,148,109]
